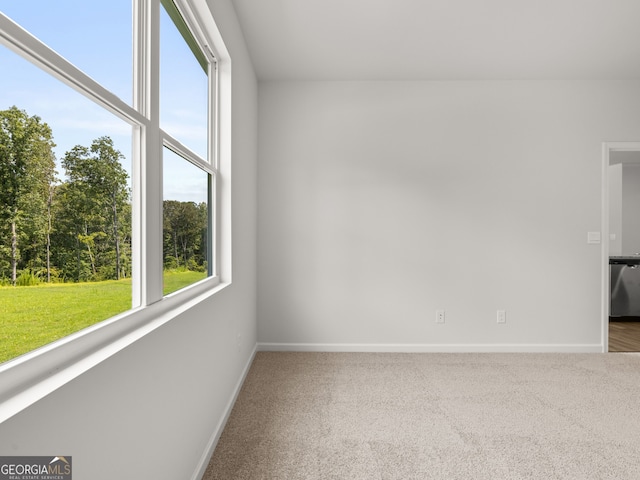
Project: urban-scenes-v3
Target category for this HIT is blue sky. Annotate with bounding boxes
[0,1,208,203]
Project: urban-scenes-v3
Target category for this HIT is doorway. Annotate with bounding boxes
[602,142,640,352]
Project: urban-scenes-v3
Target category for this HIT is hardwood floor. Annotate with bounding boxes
[609,321,640,352]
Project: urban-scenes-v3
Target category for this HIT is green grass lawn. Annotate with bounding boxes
[163,269,207,295]
[0,270,208,364]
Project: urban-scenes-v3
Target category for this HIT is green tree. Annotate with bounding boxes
[51,181,90,281]
[163,200,207,270]
[196,201,208,269]
[58,136,130,281]
[0,106,56,285]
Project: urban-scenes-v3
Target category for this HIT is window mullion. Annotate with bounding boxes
[210,60,219,169]
[131,0,144,308]
[162,131,214,174]
[133,0,148,117]
[141,0,164,306]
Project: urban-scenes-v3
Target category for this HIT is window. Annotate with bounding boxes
[0,0,221,366]
[162,147,210,295]
[160,0,216,295]
[160,1,208,159]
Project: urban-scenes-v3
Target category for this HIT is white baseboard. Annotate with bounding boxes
[191,343,257,480]
[257,342,604,353]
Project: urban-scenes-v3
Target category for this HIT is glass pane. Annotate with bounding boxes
[0,1,133,104]
[163,147,209,295]
[160,2,208,160]
[0,45,134,364]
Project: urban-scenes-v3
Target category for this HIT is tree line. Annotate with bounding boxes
[0,106,207,286]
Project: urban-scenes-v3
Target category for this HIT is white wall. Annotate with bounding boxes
[258,80,640,351]
[622,164,640,254]
[609,163,622,255]
[0,1,258,479]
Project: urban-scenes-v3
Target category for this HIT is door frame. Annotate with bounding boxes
[601,142,640,352]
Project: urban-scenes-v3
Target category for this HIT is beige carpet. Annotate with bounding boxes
[203,352,640,479]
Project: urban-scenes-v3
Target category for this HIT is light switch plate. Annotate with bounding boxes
[587,232,601,244]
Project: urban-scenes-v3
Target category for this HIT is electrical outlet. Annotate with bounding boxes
[436,310,445,324]
[236,333,242,349]
[497,310,506,324]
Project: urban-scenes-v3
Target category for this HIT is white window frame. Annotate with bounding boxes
[160,0,219,292]
[0,0,230,423]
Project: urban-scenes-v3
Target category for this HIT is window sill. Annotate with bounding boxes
[0,275,228,423]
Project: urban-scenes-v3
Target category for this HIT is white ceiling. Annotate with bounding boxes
[230,0,640,81]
